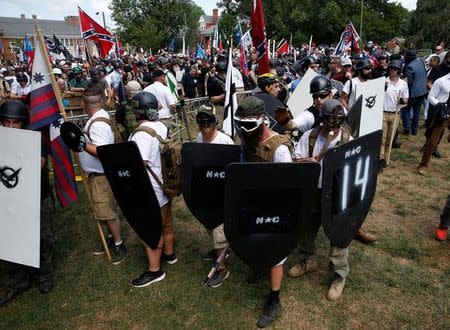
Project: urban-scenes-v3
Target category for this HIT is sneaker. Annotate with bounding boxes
[131,269,166,288]
[435,227,448,241]
[288,258,318,278]
[112,243,127,265]
[257,299,281,328]
[327,274,346,301]
[354,228,377,244]
[206,269,229,288]
[0,284,32,307]
[378,159,387,173]
[93,236,114,256]
[161,252,178,265]
[417,166,427,176]
[432,149,442,158]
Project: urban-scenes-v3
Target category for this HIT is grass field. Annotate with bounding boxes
[1,127,449,329]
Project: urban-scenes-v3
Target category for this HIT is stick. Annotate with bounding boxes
[386,91,402,165]
[35,24,111,262]
[204,245,230,286]
[179,100,193,142]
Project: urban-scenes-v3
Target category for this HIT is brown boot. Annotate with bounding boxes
[355,227,377,244]
[288,258,318,278]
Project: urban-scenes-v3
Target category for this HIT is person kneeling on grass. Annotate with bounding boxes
[128,91,177,287]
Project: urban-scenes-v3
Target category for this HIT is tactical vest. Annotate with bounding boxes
[308,125,351,157]
[245,134,293,163]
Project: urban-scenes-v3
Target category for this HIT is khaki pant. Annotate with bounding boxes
[88,175,118,221]
[208,224,227,250]
[381,112,400,162]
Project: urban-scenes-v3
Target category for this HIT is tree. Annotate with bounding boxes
[409,0,449,48]
[110,0,204,51]
[217,0,411,47]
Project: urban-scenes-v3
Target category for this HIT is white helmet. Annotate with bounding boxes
[52,68,63,75]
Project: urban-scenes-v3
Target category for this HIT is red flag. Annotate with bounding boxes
[276,39,289,56]
[251,0,269,74]
[78,7,115,57]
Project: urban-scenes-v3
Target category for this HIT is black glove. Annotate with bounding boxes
[60,122,87,152]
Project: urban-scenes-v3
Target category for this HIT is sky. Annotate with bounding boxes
[1,0,417,29]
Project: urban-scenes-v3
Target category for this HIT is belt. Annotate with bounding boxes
[383,111,397,113]
[88,172,105,178]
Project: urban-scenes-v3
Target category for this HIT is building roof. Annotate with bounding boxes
[0,16,80,38]
[200,25,215,37]
[199,15,213,23]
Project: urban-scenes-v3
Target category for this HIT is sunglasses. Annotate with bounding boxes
[234,116,265,133]
[196,117,216,127]
[313,92,331,100]
[324,117,345,128]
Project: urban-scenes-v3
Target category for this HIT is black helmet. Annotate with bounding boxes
[16,73,28,83]
[388,60,402,70]
[355,58,371,71]
[158,57,168,66]
[89,68,100,79]
[147,62,156,70]
[123,64,133,73]
[0,100,29,125]
[310,75,332,96]
[257,73,279,90]
[319,99,347,129]
[215,61,227,72]
[132,91,159,120]
[112,60,123,70]
[137,60,146,67]
[300,56,316,72]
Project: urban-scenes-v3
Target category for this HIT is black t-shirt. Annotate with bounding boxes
[41,136,51,201]
[181,72,198,99]
[207,76,225,105]
[373,67,388,79]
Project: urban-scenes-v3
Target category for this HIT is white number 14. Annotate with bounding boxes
[341,156,370,212]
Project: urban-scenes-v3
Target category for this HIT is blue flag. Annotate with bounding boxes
[196,44,206,59]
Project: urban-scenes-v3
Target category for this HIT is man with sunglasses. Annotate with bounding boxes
[278,75,333,136]
[289,99,352,302]
[234,96,293,328]
[195,103,233,288]
[379,60,408,172]
[341,58,372,110]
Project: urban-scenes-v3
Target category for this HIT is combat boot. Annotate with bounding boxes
[288,258,318,278]
[327,274,346,301]
[354,227,377,243]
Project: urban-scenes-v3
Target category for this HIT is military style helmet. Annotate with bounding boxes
[112,59,123,70]
[132,91,159,121]
[215,61,227,72]
[257,73,279,90]
[300,56,317,72]
[319,99,347,129]
[196,103,217,126]
[355,58,371,71]
[72,66,82,74]
[16,73,29,82]
[158,57,168,66]
[0,100,29,125]
[310,75,332,96]
[388,60,402,70]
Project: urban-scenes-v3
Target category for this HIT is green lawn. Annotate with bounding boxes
[1,129,449,329]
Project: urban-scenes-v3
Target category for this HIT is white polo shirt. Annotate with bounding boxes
[343,77,364,109]
[384,77,409,112]
[428,73,450,106]
[196,130,234,144]
[144,81,176,119]
[130,121,170,207]
[79,109,114,174]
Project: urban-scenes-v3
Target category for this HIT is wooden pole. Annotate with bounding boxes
[35,24,112,262]
[360,0,364,42]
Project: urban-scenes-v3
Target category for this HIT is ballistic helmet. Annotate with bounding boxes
[319,99,347,129]
[0,100,29,125]
[355,58,371,71]
[215,61,227,72]
[112,60,123,70]
[132,91,159,121]
[310,75,332,96]
[388,60,402,70]
[257,73,279,90]
[300,56,317,72]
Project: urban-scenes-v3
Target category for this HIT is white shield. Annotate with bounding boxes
[287,68,318,118]
[356,77,385,137]
[0,127,41,268]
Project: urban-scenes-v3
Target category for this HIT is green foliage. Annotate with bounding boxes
[110,0,204,50]
[409,0,450,48]
[217,0,411,45]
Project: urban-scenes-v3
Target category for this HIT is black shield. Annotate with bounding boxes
[60,121,86,152]
[348,95,363,138]
[224,162,321,271]
[321,130,382,248]
[181,142,241,230]
[97,141,162,249]
[254,93,285,133]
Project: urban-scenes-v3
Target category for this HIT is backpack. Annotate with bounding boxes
[130,125,182,199]
[85,116,123,143]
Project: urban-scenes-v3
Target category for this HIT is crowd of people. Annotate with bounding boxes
[0,40,449,328]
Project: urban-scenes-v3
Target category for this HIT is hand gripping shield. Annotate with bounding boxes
[321,130,382,248]
[181,142,241,230]
[224,162,321,272]
[97,141,162,249]
[60,121,87,152]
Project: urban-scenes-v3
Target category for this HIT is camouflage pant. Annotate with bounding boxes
[2,197,55,289]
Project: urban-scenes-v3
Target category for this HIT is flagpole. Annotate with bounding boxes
[35,24,112,262]
[360,0,364,42]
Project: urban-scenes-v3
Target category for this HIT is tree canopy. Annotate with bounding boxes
[110,0,204,50]
[217,0,411,46]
